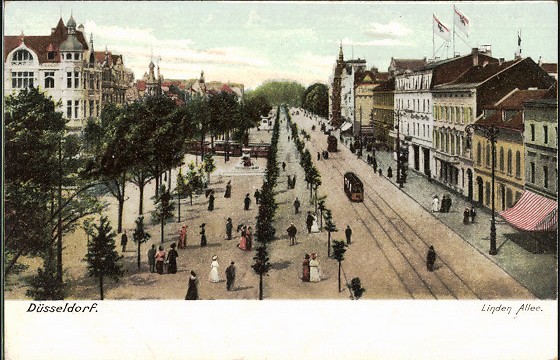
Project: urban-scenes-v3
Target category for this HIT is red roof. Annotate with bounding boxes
[4,17,88,64]
[541,63,558,73]
[136,80,147,91]
[220,83,234,93]
[486,88,551,110]
[475,109,524,131]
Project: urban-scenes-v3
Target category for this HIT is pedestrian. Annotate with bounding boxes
[225,262,236,291]
[199,223,207,247]
[226,218,233,240]
[208,190,215,211]
[302,254,310,282]
[432,196,440,212]
[287,222,297,246]
[345,225,352,245]
[178,225,187,249]
[306,211,314,234]
[254,189,261,205]
[373,157,377,172]
[287,175,292,189]
[167,243,178,274]
[447,195,453,212]
[224,181,232,198]
[426,245,437,272]
[440,195,448,213]
[282,162,286,171]
[246,226,253,250]
[155,245,166,275]
[238,225,248,250]
[309,253,321,282]
[185,270,199,300]
[244,193,251,210]
[288,136,290,142]
[147,244,156,273]
[463,207,470,225]
[311,213,320,233]
[317,152,321,161]
[387,167,393,179]
[292,174,297,188]
[293,197,301,214]
[470,206,477,223]
[209,255,221,283]
[121,230,128,252]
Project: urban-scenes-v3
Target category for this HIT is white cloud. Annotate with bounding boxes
[364,21,413,39]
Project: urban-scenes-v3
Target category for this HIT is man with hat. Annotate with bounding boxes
[200,223,207,247]
[244,193,251,210]
[225,262,236,291]
[225,218,233,240]
[426,245,437,272]
[287,222,297,246]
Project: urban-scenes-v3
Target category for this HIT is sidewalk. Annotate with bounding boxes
[338,130,557,299]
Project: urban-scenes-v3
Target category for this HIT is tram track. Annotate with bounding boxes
[295,115,480,299]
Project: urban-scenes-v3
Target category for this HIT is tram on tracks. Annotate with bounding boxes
[344,172,364,202]
[327,135,338,152]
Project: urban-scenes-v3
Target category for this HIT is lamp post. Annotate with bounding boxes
[466,123,498,255]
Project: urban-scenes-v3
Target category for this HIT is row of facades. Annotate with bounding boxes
[4,16,245,131]
[328,45,558,217]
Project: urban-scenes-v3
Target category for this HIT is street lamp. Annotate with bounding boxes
[465,123,498,255]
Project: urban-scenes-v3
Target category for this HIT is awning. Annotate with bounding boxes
[500,190,558,231]
[340,122,353,131]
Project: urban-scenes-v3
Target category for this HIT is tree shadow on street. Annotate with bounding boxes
[234,285,254,291]
[504,231,557,255]
[270,260,292,270]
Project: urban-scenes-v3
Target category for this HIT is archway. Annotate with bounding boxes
[467,169,473,202]
[476,176,483,206]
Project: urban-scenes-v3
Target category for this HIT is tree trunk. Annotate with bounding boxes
[137,240,141,269]
[327,231,331,257]
[117,197,125,234]
[139,182,144,215]
[177,193,181,222]
[338,261,341,292]
[99,275,104,300]
[168,169,172,189]
[200,133,205,162]
[155,165,160,198]
[161,218,165,243]
[259,273,263,300]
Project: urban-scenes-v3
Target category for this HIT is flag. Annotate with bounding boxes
[453,6,470,36]
[433,14,451,41]
[518,31,521,46]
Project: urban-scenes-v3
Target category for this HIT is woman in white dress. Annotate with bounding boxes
[310,213,320,233]
[209,255,221,283]
[309,253,321,282]
[432,196,439,212]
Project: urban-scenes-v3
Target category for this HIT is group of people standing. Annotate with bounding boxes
[237,225,254,251]
[432,195,452,213]
[301,253,321,282]
[147,243,179,275]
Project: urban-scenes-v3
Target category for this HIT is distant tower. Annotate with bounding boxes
[199,70,207,95]
[331,44,344,127]
[89,33,95,66]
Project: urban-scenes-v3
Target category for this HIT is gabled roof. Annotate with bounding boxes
[475,108,524,131]
[390,58,427,71]
[447,58,523,85]
[4,17,88,64]
[372,77,395,92]
[541,63,558,73]
[486,88,551,110]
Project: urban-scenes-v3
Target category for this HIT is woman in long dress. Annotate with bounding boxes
[432,196,439,212]
[155,246,166,275]
[238,226,248,250]
[245,226,253,250]
[185,271,199,300]
[209,255,221,282]
[309,253,321,282]
[302,254,310,282]
[224,181,232,198]
[310,213,320,233]
[166,243,178,274]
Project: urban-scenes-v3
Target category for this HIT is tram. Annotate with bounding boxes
[327,135,338,152]
[344,172,364,202]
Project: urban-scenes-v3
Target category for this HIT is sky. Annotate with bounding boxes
[3,1,558,90]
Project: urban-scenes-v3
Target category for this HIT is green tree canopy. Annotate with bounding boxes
[247,81,305,107]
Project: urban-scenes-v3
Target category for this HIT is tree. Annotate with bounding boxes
[185,162,204,204]
[132,216,151,269]
[251,245,271,300]
[317,199,326,229]
[350,278,366,300]
[247,81,306,107]
[332,240,347,292]
[152,185,175,243]
[84,216,124,300]
[187,95,210,162]
[26,258,66,300]
[302,83,328,117]
[208,90,238,155]
[174,168,190,222]
[202,153,216,184]
[323,209,338,257]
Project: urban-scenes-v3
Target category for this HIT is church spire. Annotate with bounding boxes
[338,43,344,63]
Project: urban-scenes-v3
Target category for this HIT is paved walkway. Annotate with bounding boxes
[337,132,558,299]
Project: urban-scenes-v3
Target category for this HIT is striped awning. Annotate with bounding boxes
[340,122,353,131]
[500,190,558,232]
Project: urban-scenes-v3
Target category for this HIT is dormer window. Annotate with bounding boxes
[74,53,80,61]
[11,49,34,65]
[47,51,56,60]
[66,53,72,60]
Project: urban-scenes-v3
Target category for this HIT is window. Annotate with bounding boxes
[74,100,79,119]
[74,71,80,88]
[485,143,491,167]
[515,151,521,178]
[507,149,512,175]
[543,166,549,188]
[47,51,55,60]
[530,124,535,141]
[499,147,504,171]
[544,125,548,144]
[74,53,80,60]
[476,142,482,164]
[67,100,72,118]
[530,162,535,183]
[89,100,94,117]
[11,49,34,65]
[67,72,72,88]
[44,71,55,88]
[66,53,72,60]
[11,71,34,88]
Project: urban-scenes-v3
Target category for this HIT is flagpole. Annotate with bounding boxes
[432,16,435,59]
[453,6,456,57]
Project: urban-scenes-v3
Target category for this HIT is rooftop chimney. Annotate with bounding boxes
[472,48,479,66]
[499,58,505,65]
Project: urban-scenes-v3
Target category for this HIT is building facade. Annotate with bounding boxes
[371,78,395,150]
